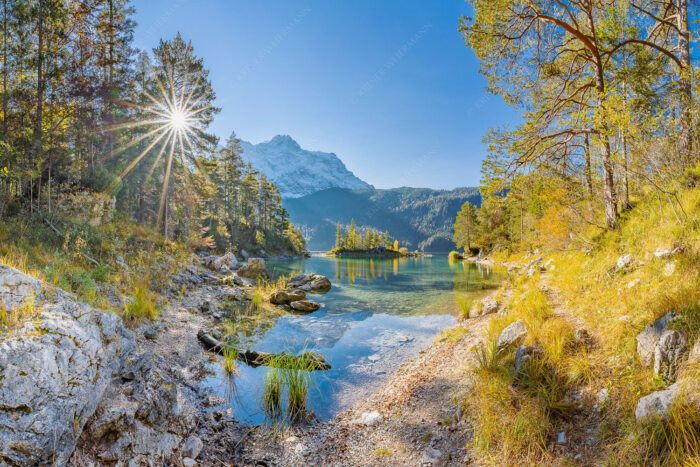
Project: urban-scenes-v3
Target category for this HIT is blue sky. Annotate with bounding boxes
[131,0,518,189]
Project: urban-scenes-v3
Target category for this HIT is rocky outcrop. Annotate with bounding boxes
[290,300,321,313]
[0,264,135,466]
[653,330,688,381]
[81,352,198,463]
[497,319,528,349]
[237,258,269,279]
[637,313,675,367]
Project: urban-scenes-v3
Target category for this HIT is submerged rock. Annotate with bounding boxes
[290,300,321,313]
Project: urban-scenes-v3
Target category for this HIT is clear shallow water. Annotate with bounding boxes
[204,255,501,424]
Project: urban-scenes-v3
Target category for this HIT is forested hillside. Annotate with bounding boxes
[0,2,304,258]
[284,186,481,251]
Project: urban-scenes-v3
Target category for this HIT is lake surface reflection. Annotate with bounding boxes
[204,255,502,424]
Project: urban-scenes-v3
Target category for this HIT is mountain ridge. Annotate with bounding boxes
[239,135,373,198]
[283,186,481,252]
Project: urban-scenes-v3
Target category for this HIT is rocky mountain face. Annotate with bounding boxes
[240,135,373,198]
[284,187,481,252]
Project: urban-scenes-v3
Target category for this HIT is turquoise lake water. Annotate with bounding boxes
[204,255,502,424]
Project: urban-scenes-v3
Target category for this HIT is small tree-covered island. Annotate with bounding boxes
[0,1,697,466]
[329,220,421,257]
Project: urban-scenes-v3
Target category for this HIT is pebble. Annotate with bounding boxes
[182,458,196,467]
[558,431,566,444]
[356,411,383,426]
[422,447,442,464]
[143,327,157,340]
[285,436,299,443]
[294,443,307,454]
[368,354,381,362]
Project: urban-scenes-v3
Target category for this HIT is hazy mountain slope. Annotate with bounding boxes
[240,135,373,198]
[284,187,481,251]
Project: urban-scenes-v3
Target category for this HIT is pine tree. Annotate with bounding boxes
[335,224,344,249]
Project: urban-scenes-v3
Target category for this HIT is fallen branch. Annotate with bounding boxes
[197,329,331,370]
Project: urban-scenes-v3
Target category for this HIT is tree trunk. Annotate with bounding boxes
[32,0,44,215]
[676,0,692,164]
[584,133,594,208]
[621,131,631,211]
[2,0,8,151]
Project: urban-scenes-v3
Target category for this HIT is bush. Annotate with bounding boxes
[448,251,464,261]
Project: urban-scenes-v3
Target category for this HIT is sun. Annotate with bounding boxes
[169,109,188,131]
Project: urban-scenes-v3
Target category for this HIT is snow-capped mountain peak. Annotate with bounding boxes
[240,135,373,198]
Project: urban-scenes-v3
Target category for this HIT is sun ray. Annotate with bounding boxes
[142,131,172,188]
[103,118,168,133]
[104,127,171,194]
[99,125,169,163]
[156,136,177,231]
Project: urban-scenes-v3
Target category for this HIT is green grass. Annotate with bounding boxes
[122,283,158,323]
[262,344,319,423]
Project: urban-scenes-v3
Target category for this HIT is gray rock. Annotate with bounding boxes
[558,431,566,444]
[617,254,633,269]
[422,447,442,464]
[182,435,203,459]
[237,258,269,279]
[206,252,238,272]
[356,411,382,426]
[231,275,255,288]
[269,289,306,305]
[289,273,332,292]
[240,249,249,260]
[89,352,197,462]
[475,296,499,317]
[653,330,688,381]
[664,262,676,277]
[514,345,542,373]
[290,300,321,313]
[143,327,158,340]
[637,313,675,367]
[183,458,197,467]
[654,247,678,259]
[597,388,609,405]
[635,378,700,423]
[0,264,134,466]
[635,383,679,422]
[497,319,528,349]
